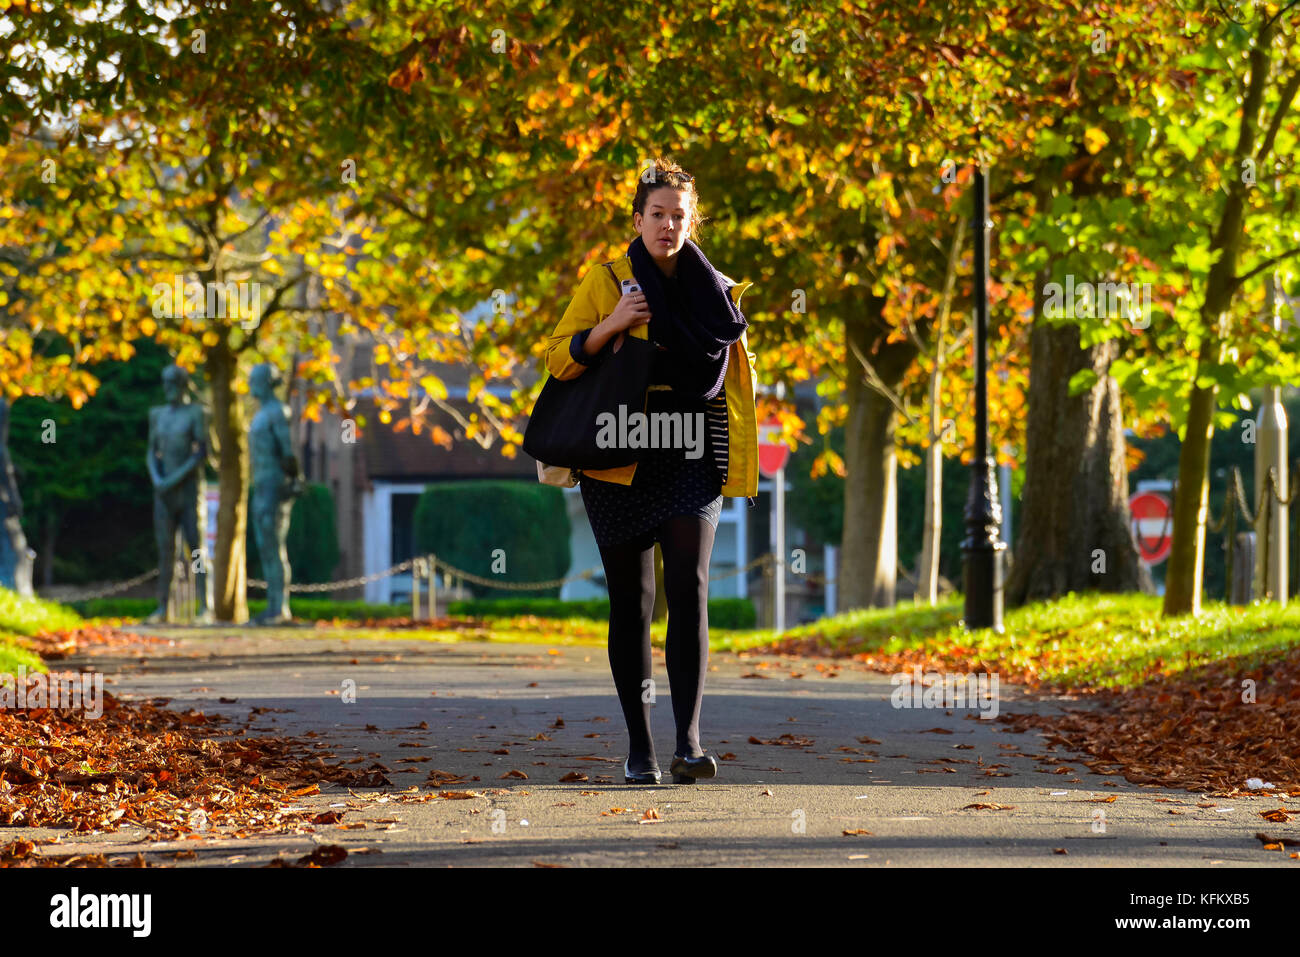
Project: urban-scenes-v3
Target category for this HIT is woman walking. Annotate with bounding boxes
[543,159,759,785]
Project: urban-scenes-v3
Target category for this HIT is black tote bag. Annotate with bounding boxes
[523,264,654,471]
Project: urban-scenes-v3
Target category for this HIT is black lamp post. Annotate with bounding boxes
[961,164,1006,633]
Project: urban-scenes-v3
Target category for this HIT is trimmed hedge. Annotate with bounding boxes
[413,481,572,600]
[65,595,758,629]
[447,596,757,630]
[287,483,341,585]
[67,597,406,622]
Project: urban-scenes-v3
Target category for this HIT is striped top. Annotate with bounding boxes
[705,394,728,485]
[653,268,731,486]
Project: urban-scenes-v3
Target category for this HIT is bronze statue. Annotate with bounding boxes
[0,399,35,597]
[146,365,212,623]
[249,362,302,624]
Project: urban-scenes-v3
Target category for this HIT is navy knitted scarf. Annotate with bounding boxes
[627,234,748,402]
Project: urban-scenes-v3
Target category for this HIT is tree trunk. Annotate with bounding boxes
[917,424,941,605]
[1163,382,1218,615]
[1007,276,1153,605]
[840,293,913,611]
[918,216,965,606]
[1164,14,1281,616]
[207,340,249,623]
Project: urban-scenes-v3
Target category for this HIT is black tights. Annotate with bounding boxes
[597,513,716,765]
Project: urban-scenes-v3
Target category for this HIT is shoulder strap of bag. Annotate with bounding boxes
[601,260,621,295]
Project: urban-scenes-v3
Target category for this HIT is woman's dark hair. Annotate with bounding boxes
[632,157,708,244]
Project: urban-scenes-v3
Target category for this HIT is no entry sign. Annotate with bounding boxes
[757,419,789,478]
[1129,491,1173,564]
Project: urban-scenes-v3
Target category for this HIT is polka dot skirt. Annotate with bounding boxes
[579,389,725,549]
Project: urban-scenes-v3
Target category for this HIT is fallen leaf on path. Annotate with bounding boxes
[296,845,348,867]
[748,734,814,747]
[427,770,468,785]
[1255,832,1300,848]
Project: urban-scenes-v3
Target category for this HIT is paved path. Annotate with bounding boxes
[18,627,1294,867]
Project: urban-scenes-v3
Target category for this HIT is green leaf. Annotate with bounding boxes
[1067,368,1099,396]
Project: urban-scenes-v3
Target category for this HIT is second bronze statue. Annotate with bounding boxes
[249,362,303,625]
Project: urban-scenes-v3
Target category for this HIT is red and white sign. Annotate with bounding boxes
[1129,491,1173,564]
[757,419,789,478]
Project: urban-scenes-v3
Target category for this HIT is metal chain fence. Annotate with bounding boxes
[248,559,417,593]
[52,567,160,602]
[50,550,845,605]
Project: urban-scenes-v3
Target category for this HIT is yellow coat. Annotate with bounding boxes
[543,253,759,499]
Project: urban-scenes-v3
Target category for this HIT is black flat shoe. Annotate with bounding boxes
[669,752,718,784]
[624,756,662,785]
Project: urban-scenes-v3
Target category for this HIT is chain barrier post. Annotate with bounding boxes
[411,558,424,621]
[427,554,437,621]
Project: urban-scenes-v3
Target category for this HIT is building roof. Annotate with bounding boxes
[354,397,535,482]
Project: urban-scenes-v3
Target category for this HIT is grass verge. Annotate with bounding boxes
[0,587,83,675]
[752,592,1300,691]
